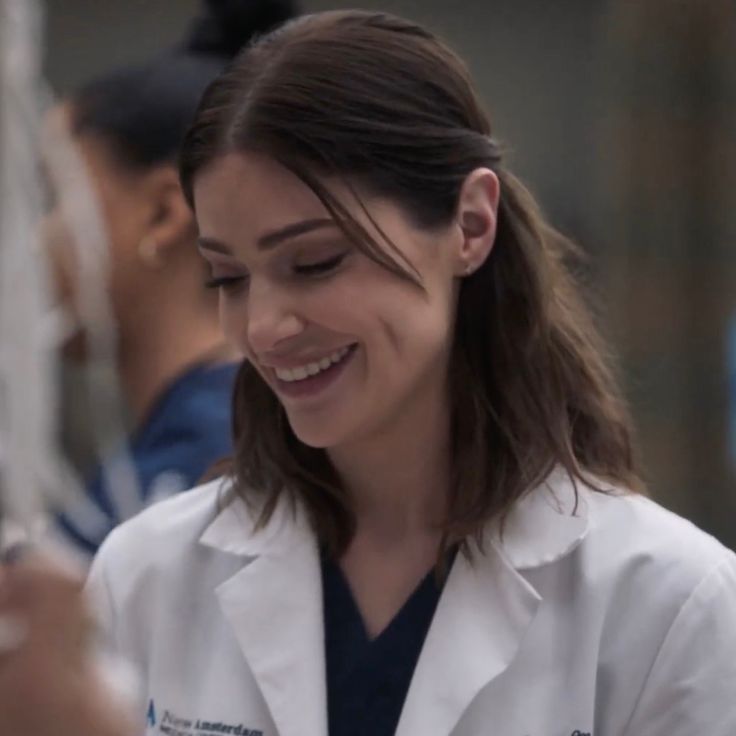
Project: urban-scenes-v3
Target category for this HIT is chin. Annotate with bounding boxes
[288,422,343,450]
[285,410,357,450]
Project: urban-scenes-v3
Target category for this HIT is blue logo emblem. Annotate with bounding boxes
[147,699,157,728]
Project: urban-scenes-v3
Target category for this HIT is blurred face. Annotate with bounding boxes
[194,152,463,450]
[41,104,153,352]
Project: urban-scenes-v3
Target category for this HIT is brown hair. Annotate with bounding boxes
[180,10,641,554]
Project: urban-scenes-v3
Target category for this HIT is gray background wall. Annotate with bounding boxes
[45,0,606,244]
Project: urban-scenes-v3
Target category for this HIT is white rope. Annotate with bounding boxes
[0,0,140,546]
[0,0,57,536]
[0,5,144,711]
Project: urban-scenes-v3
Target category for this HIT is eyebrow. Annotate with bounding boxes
[258,218,336,248]
[197,218,337,255]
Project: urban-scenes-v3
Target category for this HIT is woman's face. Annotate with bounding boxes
[194,152,466,450]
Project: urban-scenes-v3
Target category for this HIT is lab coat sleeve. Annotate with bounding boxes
[622,553,736,735]
[86,547,118,646]
[86,548,145,727]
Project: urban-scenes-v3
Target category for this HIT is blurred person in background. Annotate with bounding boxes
[41,0,298,559]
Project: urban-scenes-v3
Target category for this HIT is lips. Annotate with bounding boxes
[270,344,357,399]
[274,345,352,383]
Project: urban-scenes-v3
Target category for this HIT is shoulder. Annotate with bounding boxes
[505,472,735,624]
[581,491,736,733]
[86,478,260,669]
[131,367,237,489]
[576,487,736,683]
[100,478,226,545]
[138,363,237,449]
[88,478,253,603]
[585,489,733,595]
[505,477,736,731]
[502,471,733,586]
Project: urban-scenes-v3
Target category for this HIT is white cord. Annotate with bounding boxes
[0,0,140,545]
[0,0,57,535]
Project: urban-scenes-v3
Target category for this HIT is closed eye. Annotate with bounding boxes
[293,253,347,277]
[204,274,248,290]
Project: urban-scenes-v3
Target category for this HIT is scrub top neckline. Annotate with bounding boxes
[327,558,441,645]
[322,551,454,736]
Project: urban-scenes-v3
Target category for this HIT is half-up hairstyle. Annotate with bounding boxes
[180,10,642,555]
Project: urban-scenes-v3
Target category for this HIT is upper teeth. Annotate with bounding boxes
[275,346,351,383]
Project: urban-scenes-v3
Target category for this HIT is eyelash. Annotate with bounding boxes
[204,275,248,291]
[293,253,347,276]
[204,254,347,291]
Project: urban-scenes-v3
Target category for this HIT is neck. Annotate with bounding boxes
[117,278,236,427]
[328,378,451,544]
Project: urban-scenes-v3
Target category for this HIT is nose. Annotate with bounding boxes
[229,276,305,356]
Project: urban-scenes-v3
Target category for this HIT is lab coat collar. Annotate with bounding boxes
[199,486,303,557]
[200,468,592,568]
[199,468,592,567]
[492,467,592,570]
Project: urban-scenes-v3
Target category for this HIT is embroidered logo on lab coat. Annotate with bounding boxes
[146,703,263,736]
[148,700,157,727]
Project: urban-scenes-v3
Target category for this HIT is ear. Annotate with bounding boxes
[137,166,195,266]
[453,168,500,277]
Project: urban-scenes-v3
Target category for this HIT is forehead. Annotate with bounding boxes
[193,152,329,242]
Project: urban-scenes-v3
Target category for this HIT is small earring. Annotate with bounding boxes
[138,235,164,269]
[464,262,474,276]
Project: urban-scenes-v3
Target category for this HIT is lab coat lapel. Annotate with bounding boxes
[204,496,328,736]
[395,543,541,736]
[396,469,592,735]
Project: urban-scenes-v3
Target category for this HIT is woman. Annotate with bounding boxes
[2,10,736,736]
[42,0,297,558]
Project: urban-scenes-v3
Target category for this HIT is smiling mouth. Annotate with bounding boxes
[272,344,357,398]
[273,345,353,383]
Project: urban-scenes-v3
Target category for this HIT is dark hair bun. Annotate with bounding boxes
[184,0,297,59]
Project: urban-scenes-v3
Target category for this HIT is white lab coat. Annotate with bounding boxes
[88,471,736,736]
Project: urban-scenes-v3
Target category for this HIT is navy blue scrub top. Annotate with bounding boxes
[56,361,237,556]
[322,554,449,736]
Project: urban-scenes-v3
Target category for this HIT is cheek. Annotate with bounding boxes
[353,285,456,398]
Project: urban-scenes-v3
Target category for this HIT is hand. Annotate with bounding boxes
[0,555,138,736]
